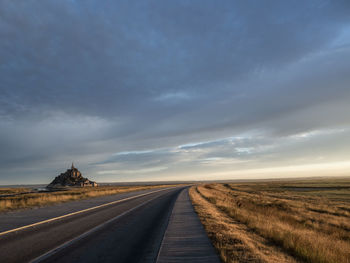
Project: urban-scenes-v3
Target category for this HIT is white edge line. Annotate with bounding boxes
[0,187,174,237]
[29,194,163,263]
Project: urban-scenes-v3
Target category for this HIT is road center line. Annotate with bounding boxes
[0,187,174,237]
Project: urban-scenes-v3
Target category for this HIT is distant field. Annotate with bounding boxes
[190,178,350,263]
[0,184,176,212]
[0,187,32,195]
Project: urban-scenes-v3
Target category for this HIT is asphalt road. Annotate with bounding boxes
[0,187,174,233]
[0,187,184,263]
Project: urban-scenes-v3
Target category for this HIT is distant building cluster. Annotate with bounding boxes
[47,163,98,188]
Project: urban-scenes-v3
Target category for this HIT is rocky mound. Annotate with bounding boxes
[47,163,98,188]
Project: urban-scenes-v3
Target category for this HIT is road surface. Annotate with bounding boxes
[0,186,220,263]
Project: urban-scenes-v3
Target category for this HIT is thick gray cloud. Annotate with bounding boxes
[0,1,350,184]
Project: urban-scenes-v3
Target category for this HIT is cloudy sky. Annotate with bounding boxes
[1,1,350,184]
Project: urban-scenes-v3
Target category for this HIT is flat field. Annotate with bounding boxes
[0,184,175,212]
[190,178,350,263]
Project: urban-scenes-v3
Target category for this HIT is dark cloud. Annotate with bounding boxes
[0,1,350,183]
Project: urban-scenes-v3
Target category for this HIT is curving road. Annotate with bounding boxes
[0,186,220,263]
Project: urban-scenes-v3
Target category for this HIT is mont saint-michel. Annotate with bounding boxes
[47,163,98,188]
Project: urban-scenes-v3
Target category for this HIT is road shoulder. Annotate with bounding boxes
[157,188,221,263]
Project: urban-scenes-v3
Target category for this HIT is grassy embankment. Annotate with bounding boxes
[189,178,350,263]
[0,184,175,212]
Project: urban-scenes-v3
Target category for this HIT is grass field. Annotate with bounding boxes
[189,178,350,263]
[0,184,175,212]
[0,187,32,195]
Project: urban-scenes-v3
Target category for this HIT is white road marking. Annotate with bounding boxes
[29,192,169,263]
[0,187,174,237]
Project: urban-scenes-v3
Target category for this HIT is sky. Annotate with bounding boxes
[1,0,350,184]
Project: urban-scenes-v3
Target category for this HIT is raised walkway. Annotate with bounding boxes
[157,188,221,263]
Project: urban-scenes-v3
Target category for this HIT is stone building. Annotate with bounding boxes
[47,163,98,188]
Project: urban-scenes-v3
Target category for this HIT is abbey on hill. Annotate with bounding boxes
[47,163,98,188]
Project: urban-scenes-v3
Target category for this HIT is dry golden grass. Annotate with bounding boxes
[0,188,31,195]
[190,179,350,263]
[0,185,176,212]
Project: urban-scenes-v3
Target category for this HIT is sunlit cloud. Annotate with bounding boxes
[154,92,193,102]
[210,161,350,180]
[98,166,168,175]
